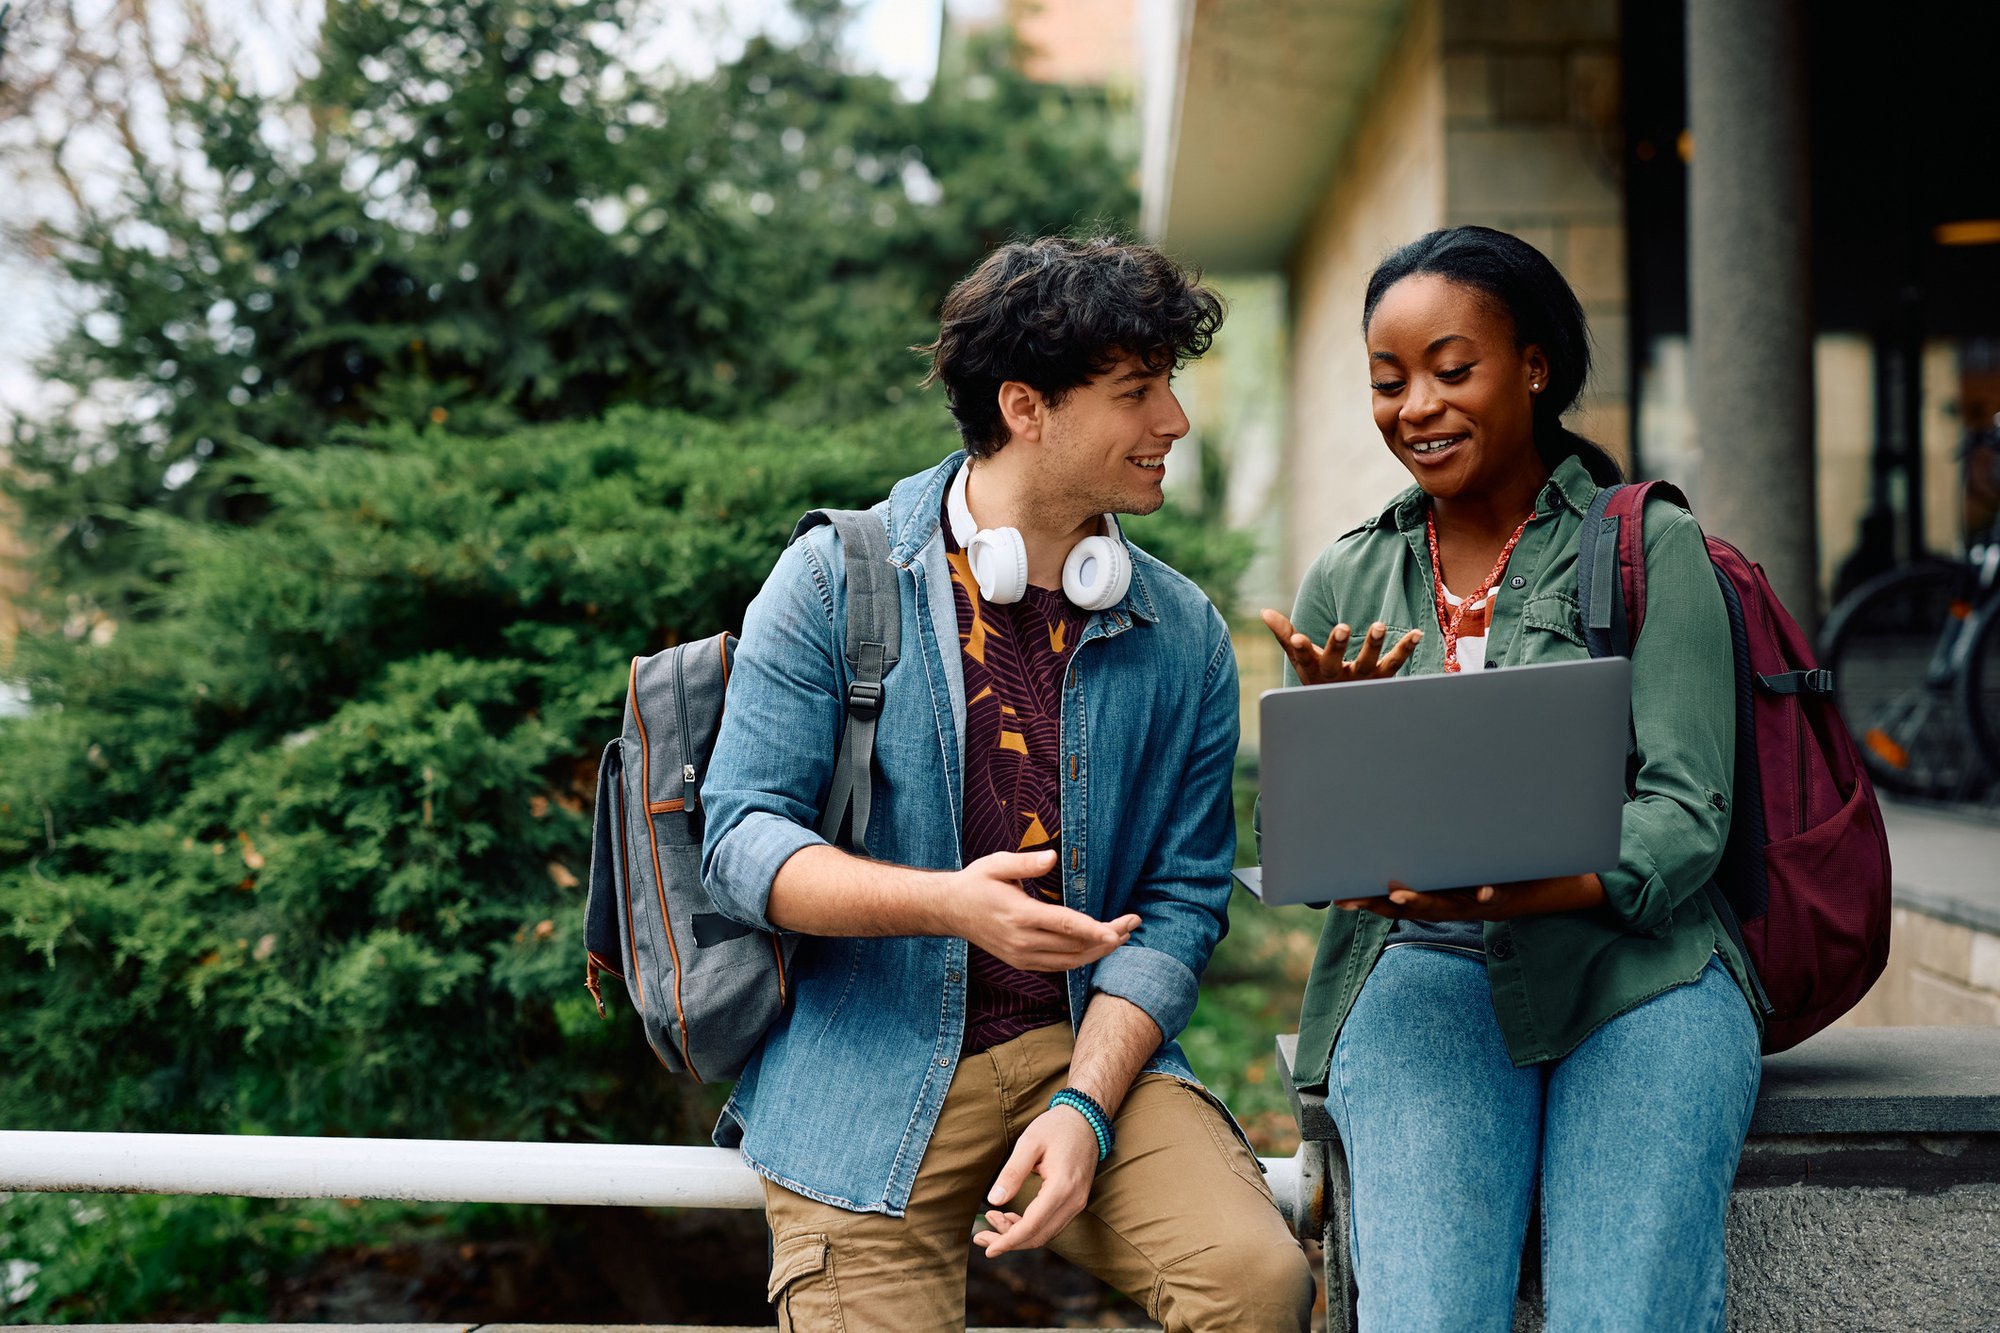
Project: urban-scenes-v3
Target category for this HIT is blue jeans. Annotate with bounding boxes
[1328,946,1760,1332]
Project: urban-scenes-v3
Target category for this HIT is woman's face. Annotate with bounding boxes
[1365,273,1549,503]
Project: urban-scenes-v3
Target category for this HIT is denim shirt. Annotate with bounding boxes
[1287,455,1761,1087]
[701,452,1240,1215]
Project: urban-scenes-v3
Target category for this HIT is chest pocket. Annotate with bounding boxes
[1516,592,1586,655]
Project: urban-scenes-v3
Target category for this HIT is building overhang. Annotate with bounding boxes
[1140,0,1411,272]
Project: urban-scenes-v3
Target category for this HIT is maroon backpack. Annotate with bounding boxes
[1576,481,1892,1053]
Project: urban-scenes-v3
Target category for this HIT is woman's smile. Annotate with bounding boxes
[1405,431,1469,460]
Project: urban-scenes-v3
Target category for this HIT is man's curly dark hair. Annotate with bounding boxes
[917,236,1225,458]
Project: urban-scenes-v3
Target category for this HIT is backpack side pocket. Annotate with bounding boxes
[583,738,626,1018]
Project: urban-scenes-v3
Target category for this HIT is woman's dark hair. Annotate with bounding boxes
[1361,226,1623,486]
[919,235,1225,458]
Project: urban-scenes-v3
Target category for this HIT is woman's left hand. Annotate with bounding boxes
[1335,874,1607,921]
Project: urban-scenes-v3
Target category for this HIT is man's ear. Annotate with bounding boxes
[995,380,1045,446]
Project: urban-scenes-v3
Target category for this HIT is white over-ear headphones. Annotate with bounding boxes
[947,464,1131,612]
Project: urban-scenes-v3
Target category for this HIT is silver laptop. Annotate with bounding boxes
[1237,657,1632,905]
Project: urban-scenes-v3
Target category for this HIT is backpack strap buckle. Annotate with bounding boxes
[1756,668,1836,696]
[846,678,885,719]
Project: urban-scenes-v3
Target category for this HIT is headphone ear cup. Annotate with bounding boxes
[967,527,1029,604]
[1062,534,1130,611]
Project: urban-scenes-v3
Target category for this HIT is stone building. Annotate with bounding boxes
[1141,0,2000,617]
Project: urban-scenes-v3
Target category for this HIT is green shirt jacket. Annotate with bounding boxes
[1288,454,1764,1094]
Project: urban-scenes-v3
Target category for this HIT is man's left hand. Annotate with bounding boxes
[974,1103,1101,1256]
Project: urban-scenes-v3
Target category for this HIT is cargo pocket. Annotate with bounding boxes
[768,1231,840,1331]
[1162,1076,1270,1197]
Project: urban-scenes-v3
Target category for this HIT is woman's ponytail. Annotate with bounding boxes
[1540,425,1624,487]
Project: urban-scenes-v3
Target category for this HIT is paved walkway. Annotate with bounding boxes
[1883,798,2000,933]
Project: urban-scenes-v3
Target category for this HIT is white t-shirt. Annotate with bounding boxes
[1441,584,1497,672]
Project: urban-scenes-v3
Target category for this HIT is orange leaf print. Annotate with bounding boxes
[946,551,991,664]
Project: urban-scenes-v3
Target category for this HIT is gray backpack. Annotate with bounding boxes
[583,506,900,1081]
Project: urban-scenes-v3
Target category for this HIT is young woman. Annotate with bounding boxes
[1264,227,1762,1332]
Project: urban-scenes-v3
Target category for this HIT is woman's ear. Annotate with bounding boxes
[996,380,1045,445]
[1524,346,1551,397]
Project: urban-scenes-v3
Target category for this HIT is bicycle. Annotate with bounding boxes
[1819,423,2000,799]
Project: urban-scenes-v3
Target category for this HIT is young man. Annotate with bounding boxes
[701,236,1315,1332]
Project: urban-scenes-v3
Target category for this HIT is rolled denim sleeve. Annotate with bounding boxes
[1090,623,1239,1042]
[700,536,845,933]
[1597,506,1737,936]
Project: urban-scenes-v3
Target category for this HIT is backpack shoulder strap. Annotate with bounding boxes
[1576,479,1691,656]
[790,506,900,855]
[1576,484,1631,659]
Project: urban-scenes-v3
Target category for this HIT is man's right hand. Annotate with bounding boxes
[944,850,1138,972]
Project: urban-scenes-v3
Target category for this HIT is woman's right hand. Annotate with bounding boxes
[1261,611,1423,686]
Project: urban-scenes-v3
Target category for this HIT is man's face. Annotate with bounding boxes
[1032,353,1190,521]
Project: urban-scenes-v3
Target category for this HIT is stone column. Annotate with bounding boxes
[1686,0,1819,629]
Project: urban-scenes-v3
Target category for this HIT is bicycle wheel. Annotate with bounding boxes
[1961,598,2000,781]
[1821,560,1989,798]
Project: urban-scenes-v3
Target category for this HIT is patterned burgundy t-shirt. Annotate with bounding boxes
[943,503,1084,1054]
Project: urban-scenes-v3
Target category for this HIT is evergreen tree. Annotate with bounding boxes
[2,0,1135,601]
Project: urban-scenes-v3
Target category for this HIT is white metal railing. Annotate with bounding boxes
[0,1132,1309,1230]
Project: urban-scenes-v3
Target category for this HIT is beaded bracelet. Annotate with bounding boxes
[1049,1087,1114,1162]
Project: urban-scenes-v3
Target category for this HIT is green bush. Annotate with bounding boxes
[0,408,1249,1138]
[0,1192,463,1321]
[0,407,1251,1319]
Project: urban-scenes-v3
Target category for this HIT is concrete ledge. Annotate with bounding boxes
[1277,1026,2000,1139]
[1736,1131,2000,1187]
[1747,1026,2000,1134]
[1883,799,2000,936]
[1899,882,2000,938]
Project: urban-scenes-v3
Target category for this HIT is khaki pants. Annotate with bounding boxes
[761,1023,1316,1332]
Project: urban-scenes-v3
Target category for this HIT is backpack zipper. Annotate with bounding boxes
[628,656,699,1077]
[673,647,698,811]
[1773,597,1807,836]
[615,777,643,1009]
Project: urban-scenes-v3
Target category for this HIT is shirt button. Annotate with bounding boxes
[936,1057,950,1068]
[1489,935,1516,962]
[1509,575,1527,590]
[946,969,962,983]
